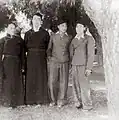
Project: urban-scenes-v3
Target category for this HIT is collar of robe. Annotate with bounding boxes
[32,27,42,32]
[6,34,19,39]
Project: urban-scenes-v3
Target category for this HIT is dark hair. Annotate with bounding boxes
[75,20,81,25]
[33,13,42,20]
[76,21,84,26]
[6,18,17,28]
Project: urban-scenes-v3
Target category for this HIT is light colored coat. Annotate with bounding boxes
[70,35,95,70]
[47,32,71,63]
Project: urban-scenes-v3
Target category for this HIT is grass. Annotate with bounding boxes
[0,90,107,120]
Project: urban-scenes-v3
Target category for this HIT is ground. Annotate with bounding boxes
[0,65,108,120]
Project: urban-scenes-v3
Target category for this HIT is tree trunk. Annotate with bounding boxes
[82,0,119,119]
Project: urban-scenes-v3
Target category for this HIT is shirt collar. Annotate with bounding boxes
[56,31,68,36]
[75,34,84,40]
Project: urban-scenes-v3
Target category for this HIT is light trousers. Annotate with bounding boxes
[72,65,92,107]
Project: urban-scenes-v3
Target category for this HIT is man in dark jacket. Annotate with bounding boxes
[24,13,50,105]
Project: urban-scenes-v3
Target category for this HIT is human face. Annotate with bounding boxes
[7,23,16,36]
[58,23,67,33]
[32,15,42,29]
[76,23,85,35]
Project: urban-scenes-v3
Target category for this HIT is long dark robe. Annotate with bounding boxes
[0,35,24,107]
[0,38,4,104]
[24,27,50,105]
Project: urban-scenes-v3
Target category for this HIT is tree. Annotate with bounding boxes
[0,0,100,42]
[82,0,119,119]
[0,4,12,31]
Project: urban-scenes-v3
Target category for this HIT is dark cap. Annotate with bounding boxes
[57,19,66,26]
[76,21,85,28]
[34,12,42,19]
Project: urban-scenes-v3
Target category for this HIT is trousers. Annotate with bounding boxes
[72,65,92,107]
[49,60,69,104]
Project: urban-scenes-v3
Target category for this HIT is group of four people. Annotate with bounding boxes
[0,13,95,111]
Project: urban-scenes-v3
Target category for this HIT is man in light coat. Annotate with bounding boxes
[47,20,71,108]
[70,23,95,110]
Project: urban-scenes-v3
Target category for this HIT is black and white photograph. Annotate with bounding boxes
[0,0,118,120]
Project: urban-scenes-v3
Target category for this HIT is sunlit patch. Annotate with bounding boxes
[0,30,7,39]
[15,11,31,32]
[99,114,108,118]
[110,1,119,11]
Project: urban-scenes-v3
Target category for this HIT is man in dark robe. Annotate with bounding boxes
[24,13,50,105]
[0,23,24,108]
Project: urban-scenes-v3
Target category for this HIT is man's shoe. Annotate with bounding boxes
[75,104,83,109]
[49,102,56,107]
[82,106,93,111]
[57,102,64,108]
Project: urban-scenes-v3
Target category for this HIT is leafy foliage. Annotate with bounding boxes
[8,0,41,19]
[0,0,100,42]
[0,4,12,31]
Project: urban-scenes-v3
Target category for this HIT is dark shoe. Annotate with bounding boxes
[74,102,82,109]
[10,105,17,109]
[76,104,83,109]
[82,106,93,111]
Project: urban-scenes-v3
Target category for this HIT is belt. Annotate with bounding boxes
[3,54,18,58]
[28,48,46,52]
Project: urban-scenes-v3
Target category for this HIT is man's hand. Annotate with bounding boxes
[85,69,92,77]
[2,55,4,60]
[22,69,25,75]
[47,56,51,62]
[22,69,25,73]
[69,64,72,74]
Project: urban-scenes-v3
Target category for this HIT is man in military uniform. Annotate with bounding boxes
[70,23,95,110]
[47,20,71,108]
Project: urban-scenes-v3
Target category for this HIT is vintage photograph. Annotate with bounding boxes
[0,0,118,120]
